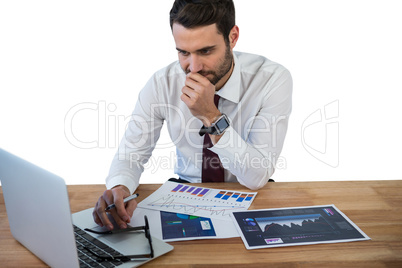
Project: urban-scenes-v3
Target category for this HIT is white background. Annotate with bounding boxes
[1,0,401,185]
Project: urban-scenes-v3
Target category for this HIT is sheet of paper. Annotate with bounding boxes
[231,204,370,250]
[137,181,257,221]
[131,207,240,242]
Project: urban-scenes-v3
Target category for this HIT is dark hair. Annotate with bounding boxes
[170,0,236,45]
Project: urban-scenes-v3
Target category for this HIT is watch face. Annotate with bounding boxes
[215,116,229,131]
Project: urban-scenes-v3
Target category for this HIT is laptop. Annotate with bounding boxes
[0,148,173,268]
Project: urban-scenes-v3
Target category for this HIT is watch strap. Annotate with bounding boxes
[199,125,217,136]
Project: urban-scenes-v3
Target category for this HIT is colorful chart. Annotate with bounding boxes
[232,205,371,250]
[160,211,216,240]
[138,181,257,220]
[170,184,255,203]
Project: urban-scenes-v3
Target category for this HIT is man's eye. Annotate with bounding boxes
[179,51,189,56]
[200,50,211,55]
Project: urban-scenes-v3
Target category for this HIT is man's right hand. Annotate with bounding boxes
[92,185,137,230]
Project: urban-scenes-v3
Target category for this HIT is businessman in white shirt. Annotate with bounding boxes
[93,0,292,231]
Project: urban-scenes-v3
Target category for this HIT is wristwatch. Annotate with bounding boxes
[199,114,230,136]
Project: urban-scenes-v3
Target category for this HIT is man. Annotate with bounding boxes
[93,0,292,231]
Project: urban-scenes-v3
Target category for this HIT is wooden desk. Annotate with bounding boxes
[1,181,402,267]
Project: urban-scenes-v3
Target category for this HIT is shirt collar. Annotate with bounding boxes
[216,52,241,104]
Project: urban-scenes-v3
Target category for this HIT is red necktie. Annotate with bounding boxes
[201,95,225,182]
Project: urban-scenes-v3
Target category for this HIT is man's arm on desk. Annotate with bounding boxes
[93,185,137,230]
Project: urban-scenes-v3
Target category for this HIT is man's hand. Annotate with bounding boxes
[181,72,221,127]
[93,185,137,230]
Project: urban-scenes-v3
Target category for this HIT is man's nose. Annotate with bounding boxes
[188,54,203,73]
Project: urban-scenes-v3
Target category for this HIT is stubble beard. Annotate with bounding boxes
[185,45,233,86]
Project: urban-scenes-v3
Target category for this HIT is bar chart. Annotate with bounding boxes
[138,181,257,220]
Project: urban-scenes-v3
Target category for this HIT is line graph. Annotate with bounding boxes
[256,214,335,236]
[257,214,322,228]
[232,205,370,249]
[146,195,245,217]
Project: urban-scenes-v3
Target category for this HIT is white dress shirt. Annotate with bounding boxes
[106,51,292,192]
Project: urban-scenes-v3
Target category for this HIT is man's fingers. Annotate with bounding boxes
[185,74,211,92]
[93,186,136,231]
[113,196,130,223]
[187,72,210,85]
[110,186,132,228]
[106,199,137,229]
[109,209,128,229]
[125,199,138,219]
[93,196,114,230]
[93,208,103,227]
[185,77,201,92]
[182,86,198,101]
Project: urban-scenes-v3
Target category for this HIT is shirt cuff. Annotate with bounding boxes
[106,175,139,195]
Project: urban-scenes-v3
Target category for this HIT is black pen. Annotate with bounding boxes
[105,193,139,211]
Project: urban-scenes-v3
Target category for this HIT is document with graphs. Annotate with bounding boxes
[231,205,370,250]
[138,181,257,221]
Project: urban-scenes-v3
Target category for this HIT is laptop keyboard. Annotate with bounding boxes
[74,225,129,268]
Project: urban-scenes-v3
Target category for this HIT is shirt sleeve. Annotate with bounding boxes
[105,75,164,194]
[210,69,292,190]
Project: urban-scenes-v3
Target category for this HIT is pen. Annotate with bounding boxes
[105,193,139,211]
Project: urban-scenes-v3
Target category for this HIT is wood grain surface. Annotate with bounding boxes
[1,181,401,267]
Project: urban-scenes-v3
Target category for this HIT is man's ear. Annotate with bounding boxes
[228,25,240,50]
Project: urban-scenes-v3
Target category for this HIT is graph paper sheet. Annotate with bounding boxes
[138,181,257,221]
[231,205,370,249]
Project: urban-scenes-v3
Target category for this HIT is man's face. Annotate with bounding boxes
[172,23,233,87]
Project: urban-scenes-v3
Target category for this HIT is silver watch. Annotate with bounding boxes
[199,114,230,136]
